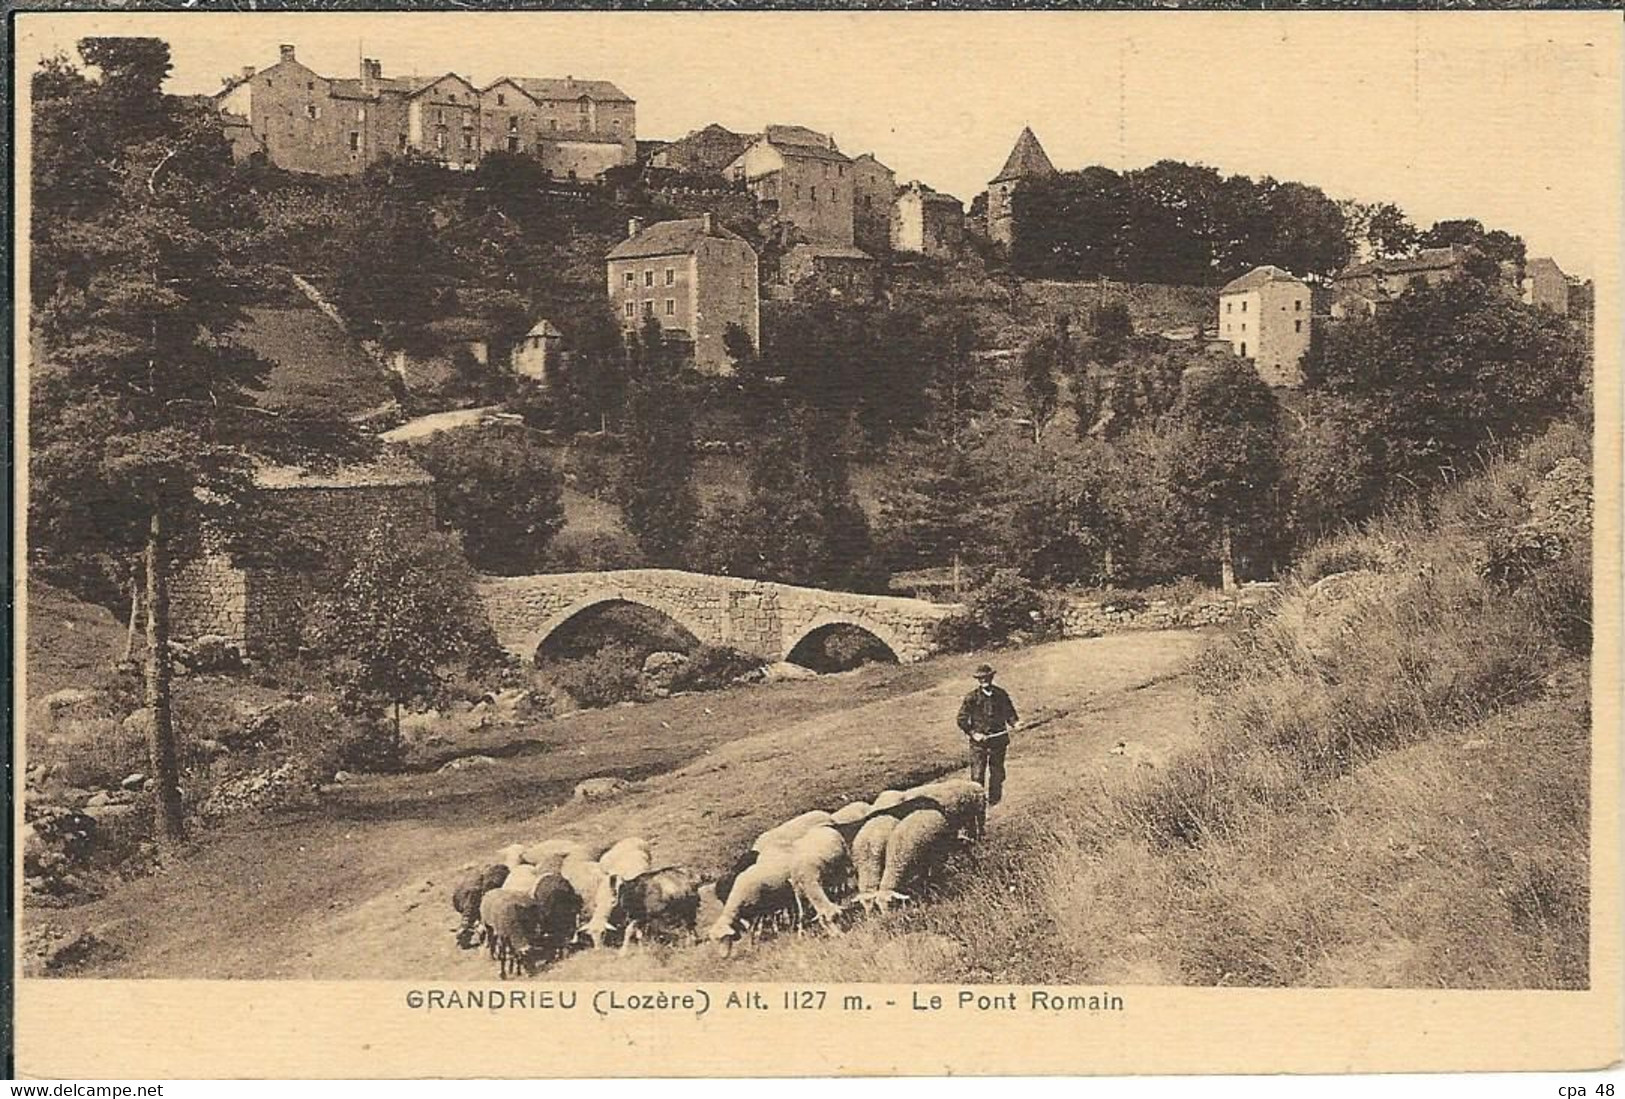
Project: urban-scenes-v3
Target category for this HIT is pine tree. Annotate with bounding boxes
[29,39,362,846]
[616,318,698,565]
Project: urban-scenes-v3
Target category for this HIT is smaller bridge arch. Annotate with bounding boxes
[517,591,716,663]
[782,611,908,668]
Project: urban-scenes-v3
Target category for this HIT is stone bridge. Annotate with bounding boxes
[478,569,962,665]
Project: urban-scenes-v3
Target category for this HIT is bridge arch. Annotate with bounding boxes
[518,591,713,663]
[782,612,906,668]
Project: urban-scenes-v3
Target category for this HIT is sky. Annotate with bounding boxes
[14,11,1622,276]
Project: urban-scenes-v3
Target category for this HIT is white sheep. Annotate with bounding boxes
[520,838,591,875]
[597,837,653,883]
[870,789,908,811]
[904,778,988,839]
[866,807,955,911]
[851,812,904,907]
[496,842,528,869]
[751,809,835,852]
[560,853,619,947]
[705,850,798,953]
[830,800,872,825]
[501,862,545,898]
[784,825,855,929]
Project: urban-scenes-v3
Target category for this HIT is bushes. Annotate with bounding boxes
[670,645,764,693]
[933,569,1067,652]
[544,642,649,709]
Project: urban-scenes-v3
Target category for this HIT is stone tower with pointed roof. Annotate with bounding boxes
[986,126,1057,247]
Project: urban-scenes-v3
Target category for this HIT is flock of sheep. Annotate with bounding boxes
[451,776,989,977]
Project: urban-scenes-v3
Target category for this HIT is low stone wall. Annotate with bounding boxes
[1057,583,1279,637]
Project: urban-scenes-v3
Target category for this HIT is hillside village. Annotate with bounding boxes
[23,35,1597,992]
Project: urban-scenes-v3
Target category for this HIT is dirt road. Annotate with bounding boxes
[56,630,1207,979]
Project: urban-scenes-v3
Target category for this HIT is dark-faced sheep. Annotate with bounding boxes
[451,863,509,949]
[610,866,702,953]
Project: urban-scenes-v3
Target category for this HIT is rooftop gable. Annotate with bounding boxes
[606,217,749,261]
[1220,264,1308,294]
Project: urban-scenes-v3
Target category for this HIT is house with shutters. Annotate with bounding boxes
[606,216,760,375]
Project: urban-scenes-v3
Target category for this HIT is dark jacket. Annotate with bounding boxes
[957,684,1018,739]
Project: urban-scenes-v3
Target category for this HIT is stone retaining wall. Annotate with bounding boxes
[1057,583,1279,636]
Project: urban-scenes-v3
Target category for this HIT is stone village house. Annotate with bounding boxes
[1218,265,1313,387]
[891,180,965,258]
[725,125,858,247]
[214,45,634,178]
[986,126,1056,248]
[606,215,761,374]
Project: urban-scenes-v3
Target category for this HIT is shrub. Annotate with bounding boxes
[1294,535,1407,584]
[670,645,764,692]
[408,425,567,575]
[544,641,648,709]
[333,716,408,775]
[547,528,642,571]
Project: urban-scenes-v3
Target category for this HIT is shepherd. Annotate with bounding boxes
[956,663,1019,810]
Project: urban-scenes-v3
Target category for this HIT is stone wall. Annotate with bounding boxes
[479,568,960,664]
[1056,583,1279,637]
[171,480,437,653]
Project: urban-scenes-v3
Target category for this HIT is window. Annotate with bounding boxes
[549,119,558,131]
[357,107,366,122]
[665,299,675,316]
[306,104,320,120]
[507,136,520,153]
[497,93,506,106]
[435,132,446,150]
[811,186,817,202]
[437,108,445,125]
[645,270,654,287]
[1240,341,1247,356]
[1294,299,1303,311]
[1241,322,1246,333]
[1241,300,1248,312]
[398,134,408,150]
[348,132,360,151]
[1226,302,1232,314]
[307,81,315,90]
[642,300,654,316]
[612,119,621,132]
[509,115,519,132]
[665,268,675,286]
[1294,319,1303,333]
[625,301,635,318]
[463,132,474,150]
[624,271,636,288]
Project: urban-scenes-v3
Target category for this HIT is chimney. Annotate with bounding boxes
[702,213,715,234]
[279,44,296,63]
[360,57,380,93]
[241,66,256,81]
[627,217,644,239]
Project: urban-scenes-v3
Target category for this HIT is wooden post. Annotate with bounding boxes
[1220,522,1236,593]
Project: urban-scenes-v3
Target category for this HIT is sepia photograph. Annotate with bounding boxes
[9,7,1622,1080]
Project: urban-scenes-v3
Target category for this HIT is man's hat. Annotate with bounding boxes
[973,664,995,679]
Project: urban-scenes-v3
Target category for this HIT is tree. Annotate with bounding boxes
[877,441,1000,594]
[307,525,498,750]
[1018,331,1062,444]
[616,318,699,565]
[1306,274,1585,519]
[1340,199,1419,260]
[29,39,364,846]
[408,426,566,574]
[1166,360,1288,589]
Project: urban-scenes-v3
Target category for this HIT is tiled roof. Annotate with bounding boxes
[992,127,1056,183]
[526,319,564,337]
[1336,245,1467,281]
[606,217,749,260]
[510,77,633,103]
[1220,265,1308,294]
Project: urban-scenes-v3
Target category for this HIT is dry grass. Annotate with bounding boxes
[617,422,1593,989]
